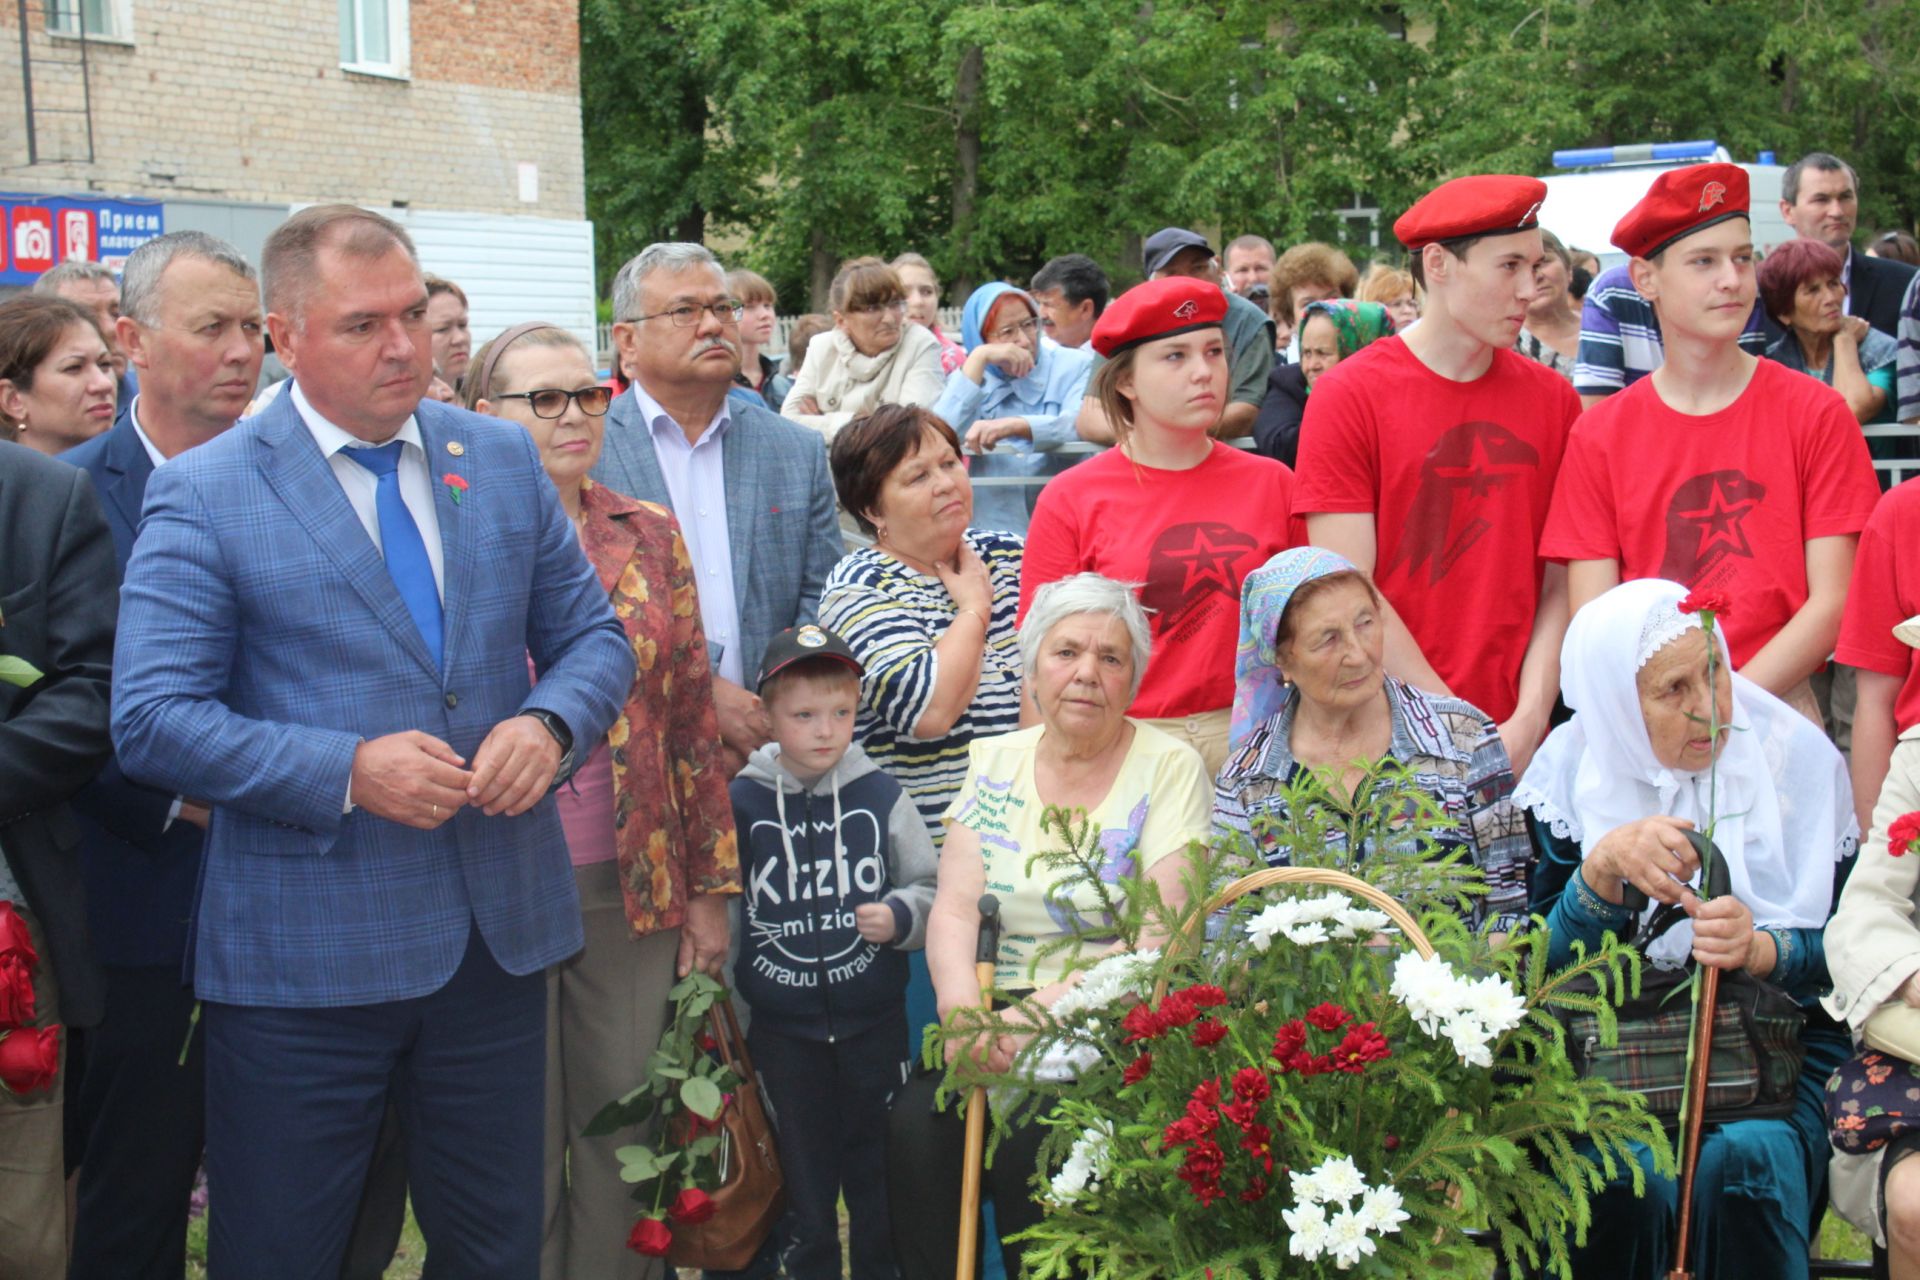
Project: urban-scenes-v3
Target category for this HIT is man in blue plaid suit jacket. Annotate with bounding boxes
[110,207,633,1279]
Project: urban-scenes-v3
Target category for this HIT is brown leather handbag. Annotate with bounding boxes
[668,998,787,1270]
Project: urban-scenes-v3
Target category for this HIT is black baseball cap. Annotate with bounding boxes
[1142,227,1213,277]
[756,625,863,692]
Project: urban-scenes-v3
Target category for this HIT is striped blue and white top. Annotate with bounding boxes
[817,528,1026,843]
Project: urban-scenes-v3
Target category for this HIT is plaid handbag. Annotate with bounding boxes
[1559,833,1808,1127]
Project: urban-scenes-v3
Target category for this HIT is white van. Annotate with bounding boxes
[1535,141,1793,268]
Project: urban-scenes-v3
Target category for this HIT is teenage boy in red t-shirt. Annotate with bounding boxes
[1295,174,1580,775]
[1542,163,1880,722]
[1835,480,1920,831]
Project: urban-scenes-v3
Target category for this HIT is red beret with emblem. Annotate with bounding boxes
[1392,174,1549,250]
[1090,277,1228,358]
[1612,162,1750,260]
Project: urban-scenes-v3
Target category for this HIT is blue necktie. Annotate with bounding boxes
[343,442,444,669]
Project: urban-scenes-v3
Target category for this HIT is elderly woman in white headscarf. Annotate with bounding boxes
[1514,577,1857,1280]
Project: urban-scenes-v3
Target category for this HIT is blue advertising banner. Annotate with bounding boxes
[1,193,165,286]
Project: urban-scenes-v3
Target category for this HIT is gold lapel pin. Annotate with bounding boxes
[447,440,466,457]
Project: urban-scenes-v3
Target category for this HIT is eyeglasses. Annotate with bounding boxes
[847,299,908,317]
[988,317,1042,342]
[625,301,745,327]
[495,386,613,418]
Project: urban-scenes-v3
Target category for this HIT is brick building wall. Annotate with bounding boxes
[0,0,584,219]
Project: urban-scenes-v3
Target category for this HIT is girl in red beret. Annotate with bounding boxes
[1016,276,1298,775]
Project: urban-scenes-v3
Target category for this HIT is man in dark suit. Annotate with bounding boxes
[0,440,117,1278]
[59,229,263,1280]
[110,205,633,1278]
[1780,151,1919,338]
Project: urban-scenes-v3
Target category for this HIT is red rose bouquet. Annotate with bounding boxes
[0,901,59,1096]
[586,972,738,1257]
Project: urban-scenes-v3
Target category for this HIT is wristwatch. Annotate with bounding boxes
[522,708,576,778]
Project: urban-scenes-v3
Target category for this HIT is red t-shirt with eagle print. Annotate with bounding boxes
[1293,336,1580,723]
[1542,356,1878,666]
[1020,441,1299,719]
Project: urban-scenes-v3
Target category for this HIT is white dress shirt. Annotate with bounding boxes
[128,397,169,470]
[292,382,446,598]
[627,382,743,685]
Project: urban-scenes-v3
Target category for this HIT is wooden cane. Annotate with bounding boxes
[956,893,1003,1280]
[1667,833,1733,1280]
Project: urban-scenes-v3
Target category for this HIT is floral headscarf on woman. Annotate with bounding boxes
[1229,547,1359,747]
[1302,299,1395,363]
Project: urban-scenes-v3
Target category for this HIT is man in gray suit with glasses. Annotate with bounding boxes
[592,242,844,764]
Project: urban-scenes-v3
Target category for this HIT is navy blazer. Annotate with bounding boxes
[61,413,205,970]
[590,386,844,684]
[0,442,117,1027]
[1851,247,1920,340]
[110,393,634,1007]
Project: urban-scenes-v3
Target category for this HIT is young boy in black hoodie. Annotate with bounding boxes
[733,625,936,1280]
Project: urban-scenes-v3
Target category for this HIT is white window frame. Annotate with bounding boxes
[339,0,410,81]
[45,0,134,45]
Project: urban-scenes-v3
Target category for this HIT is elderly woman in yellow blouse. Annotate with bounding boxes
[468,323,739,1280]
[885,572,1212,1280]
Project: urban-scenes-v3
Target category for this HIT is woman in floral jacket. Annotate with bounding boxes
[469,322,739,1280]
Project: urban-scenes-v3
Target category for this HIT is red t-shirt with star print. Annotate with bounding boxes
[1293,337,1580,722]
[1019,441,1298,718]
[1541,357,1879,666]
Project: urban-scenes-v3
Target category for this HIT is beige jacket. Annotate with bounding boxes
[1826,727,1920,1030]
[780,324,946,441]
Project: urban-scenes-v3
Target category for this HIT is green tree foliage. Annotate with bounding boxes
[582,0,1920,308]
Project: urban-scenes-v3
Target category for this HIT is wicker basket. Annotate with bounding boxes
[1153,865,1435,1002]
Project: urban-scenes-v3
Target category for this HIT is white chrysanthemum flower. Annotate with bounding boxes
[1046,1122,1114,1204]
[1325,1208,1377,1269]
[1389,952,1461,1031]
[1049,949,1161,1021]
[1282,1202,1329,1259]
[1282,921,1331,945]
[1311,1155,1368,1204]
[1447,1021,1495,1069]
[1357,1184,1410,1234]
[1330,906,1393,939]
[1461,974,1527,1035]
[1288,1164,1325,1205]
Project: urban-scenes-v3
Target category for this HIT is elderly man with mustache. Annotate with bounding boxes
[593,242,845,788]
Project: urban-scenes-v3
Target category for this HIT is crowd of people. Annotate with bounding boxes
[2,144,1920,1280]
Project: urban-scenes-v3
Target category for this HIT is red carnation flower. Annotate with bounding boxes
[1890,812,1920,858]
[1191,1077,1222,1108]
[1123,1053,1154,1085]
[1231,1066,1271,1102]
[1677,590,1731,619]
[1240,1174,1269,1204]
[1222,1097,1259,1130]
[1330,1022,1392,1074]
[626,1217,673,1257]
[1163,1115,1205,1149]
[1190,1018,1228,1049]
[1178,1138,1227,1206]
[1121,1003,1165,1043]
[1272,1020,1308,1062]
[0,1026,58,1095]
[1182,983,1229,1009]
[1305,1002,1352,1032]
[1157,990,1201,1030]
[669,1187,717,1225]
[1239,1121,1275,1172]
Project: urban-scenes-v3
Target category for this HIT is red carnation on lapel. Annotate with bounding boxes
[443,473,468,506]
[1888,812,1920,858]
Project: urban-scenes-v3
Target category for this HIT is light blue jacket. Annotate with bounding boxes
[932,282,1095,533]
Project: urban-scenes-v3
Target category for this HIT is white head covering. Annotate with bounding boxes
[1513,578,1855,966]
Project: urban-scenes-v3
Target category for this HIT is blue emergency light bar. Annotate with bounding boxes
[1551,140,1722,169]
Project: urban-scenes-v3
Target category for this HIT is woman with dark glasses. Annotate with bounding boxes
[467,322,740,1279]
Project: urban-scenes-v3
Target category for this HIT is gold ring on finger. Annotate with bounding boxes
[432,803,439,819]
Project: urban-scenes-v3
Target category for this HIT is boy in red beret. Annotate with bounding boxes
[1294,173,1581,775]
[1542,162,1880,724]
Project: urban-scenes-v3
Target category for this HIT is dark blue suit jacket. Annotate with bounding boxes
[62,412,203,970]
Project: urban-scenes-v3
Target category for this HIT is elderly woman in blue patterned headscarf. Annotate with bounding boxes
[1212,547,1533,930]
[930,282,1096,534]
